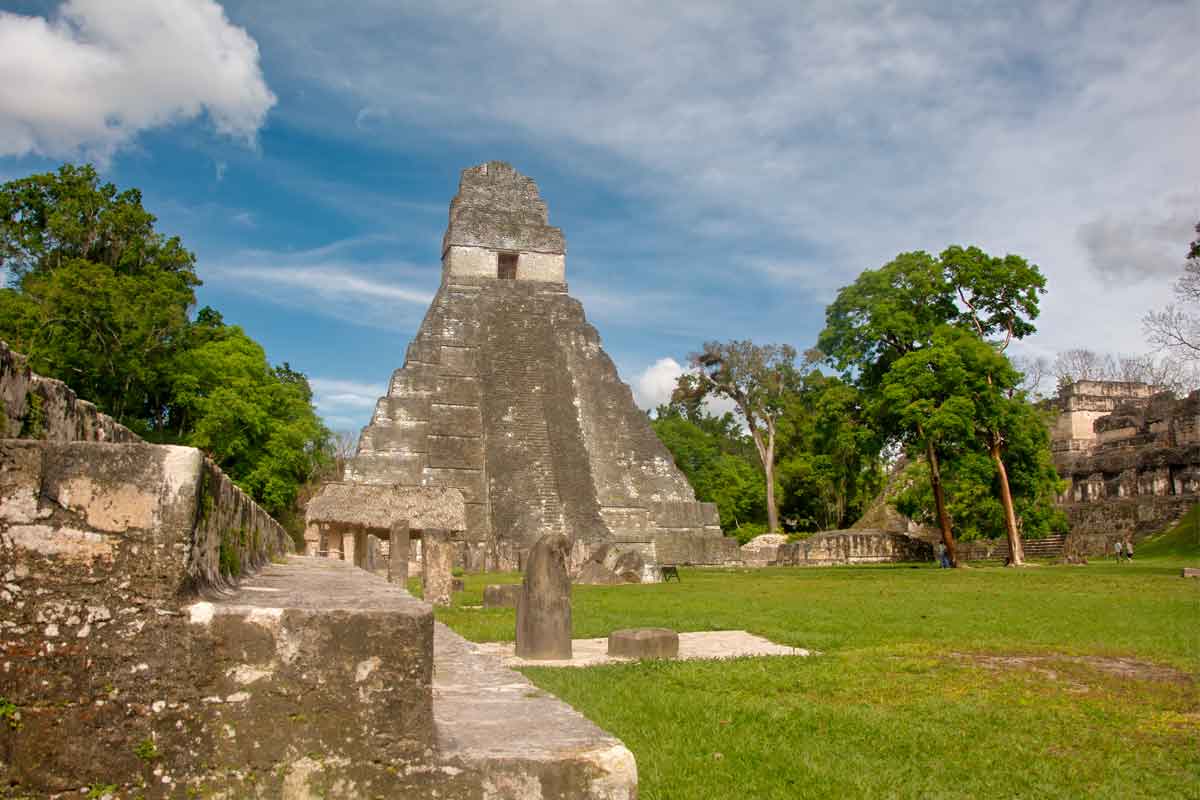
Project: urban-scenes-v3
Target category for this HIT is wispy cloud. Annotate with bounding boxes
[309,377,385,433]
[231,0,1199,357]
[207,236,437,330]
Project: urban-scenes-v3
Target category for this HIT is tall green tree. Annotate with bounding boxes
[942,245,1046,564]
[0,164,198,421]
[819,247,1048,565]
[0,165,329,523]
[774,370,881,531]
[680,341,798,534]
[651,405,767,537]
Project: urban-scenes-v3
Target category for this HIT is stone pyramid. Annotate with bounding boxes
[347,161,736,571]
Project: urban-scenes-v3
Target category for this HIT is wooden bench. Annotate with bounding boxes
[660,564,680,582]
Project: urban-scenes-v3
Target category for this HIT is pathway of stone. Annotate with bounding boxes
[475,630,813,668]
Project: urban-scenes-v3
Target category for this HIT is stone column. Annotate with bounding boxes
[389,519,410,585]
[422,529,454,606]
[516,533,572,660]
[342,525,356,564]
[365,534,382,573]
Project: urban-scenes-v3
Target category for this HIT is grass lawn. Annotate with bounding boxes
[431,545,1199,799]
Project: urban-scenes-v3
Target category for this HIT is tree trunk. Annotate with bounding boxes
[990,433,1025,566]
[924,438,958,567]
[749,422,780,534]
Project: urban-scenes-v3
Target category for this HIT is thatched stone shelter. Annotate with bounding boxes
[304,482,466,571]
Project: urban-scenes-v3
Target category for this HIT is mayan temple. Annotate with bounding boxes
[345,161,736,571]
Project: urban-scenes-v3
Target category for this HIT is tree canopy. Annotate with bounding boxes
[0,164,329,523]
[819,245,1052,565]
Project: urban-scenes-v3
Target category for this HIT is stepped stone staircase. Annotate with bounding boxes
[956,534,1068,562]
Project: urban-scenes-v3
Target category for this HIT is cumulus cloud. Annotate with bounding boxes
[629,356,739,419]
[0,0,275,160]
[632,357,685,411]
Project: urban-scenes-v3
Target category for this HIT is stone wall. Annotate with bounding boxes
[775,530,932,566]
[0,439,294,794]
[1051,380,1199,551]
[1,340,138,443]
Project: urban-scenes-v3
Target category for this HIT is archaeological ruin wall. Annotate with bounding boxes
[346,162,735,570]
[1052,380,1200,549]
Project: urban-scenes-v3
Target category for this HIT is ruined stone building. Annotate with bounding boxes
[343,162,735,571]
[1051,380,1200,545]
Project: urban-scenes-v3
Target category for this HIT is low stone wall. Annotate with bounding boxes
[776,529,933,566]
[0,439,293,794]
[1063,497,1196,555]
[653,530,743,565]
[0,340,139,443]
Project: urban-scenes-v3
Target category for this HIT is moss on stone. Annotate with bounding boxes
[18,392,44,439]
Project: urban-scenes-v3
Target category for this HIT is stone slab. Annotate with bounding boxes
[608,628,679,659]
[432,623,636,798]
[477,630,811,668]
[1183,567,1200,578]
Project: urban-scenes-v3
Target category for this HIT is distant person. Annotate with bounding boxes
[936,542,950,569]
[1114,540,1123,562]
[1126,540,1134,561]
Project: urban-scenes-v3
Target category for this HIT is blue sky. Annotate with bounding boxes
[1,0,1197,433]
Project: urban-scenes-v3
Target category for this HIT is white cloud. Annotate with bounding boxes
[0,0,275,160]
[632,357,685,411]
[629,356,739,418]
[227,265,433,305]
[235,0,1199,358]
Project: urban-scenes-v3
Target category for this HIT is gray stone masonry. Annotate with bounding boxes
[483,583,522,608]
[442,161,565,256]
[1,340,139,443]
[347,162,734,570]
[775,529,933,566]
[390,518,410,584]
[608,628,680,659]
[423,528,455,606]
[516,533,573,660]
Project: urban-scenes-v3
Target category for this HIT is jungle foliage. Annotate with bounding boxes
[0,164,329,519]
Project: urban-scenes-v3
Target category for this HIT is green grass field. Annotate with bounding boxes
[433,542,1199,799]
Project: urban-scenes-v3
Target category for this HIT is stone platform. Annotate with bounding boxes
[434,624,636,797]
[198,557,636,798]
[476,630,810,668]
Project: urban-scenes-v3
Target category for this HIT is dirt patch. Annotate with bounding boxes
[951,652,1194,686]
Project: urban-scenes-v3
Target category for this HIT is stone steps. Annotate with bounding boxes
[197,557,635,798]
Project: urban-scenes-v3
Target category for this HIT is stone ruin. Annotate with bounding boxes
[0,340,636,797]
[1051,380,1200,552]
[345,161,739,574]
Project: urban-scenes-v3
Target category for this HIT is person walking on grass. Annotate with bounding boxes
[1114,539,1123,562]
[1126,540,1134,561]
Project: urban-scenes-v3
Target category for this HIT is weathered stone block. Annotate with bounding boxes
[439,345,479,376]
[389,519,410,584]
[608,628,679,659]
[428,403,483,437]
[516,534,572,660]
[1183,567,1200,578]
[483,583,522,608]
[422,529,454,606]
[427,434,484,469]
